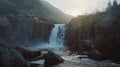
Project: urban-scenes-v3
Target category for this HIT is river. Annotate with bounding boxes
[29,24,120,67]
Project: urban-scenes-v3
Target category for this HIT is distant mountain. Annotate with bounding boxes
[0,0,73,23]
[40,0,73,23]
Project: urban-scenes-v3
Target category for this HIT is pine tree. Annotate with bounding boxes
[108,1,112,8]
[113,0,118,7]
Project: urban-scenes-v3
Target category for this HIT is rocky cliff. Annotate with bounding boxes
[0,0,72,46]
[0,39,27,67]
[65,2,120,63]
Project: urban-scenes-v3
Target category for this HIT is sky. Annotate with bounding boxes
[44,0,120,16]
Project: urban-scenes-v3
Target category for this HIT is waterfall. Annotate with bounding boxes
[33,24,66,48]
[49,24,66,45]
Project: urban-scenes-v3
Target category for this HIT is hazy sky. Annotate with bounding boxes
[44,0,120,16]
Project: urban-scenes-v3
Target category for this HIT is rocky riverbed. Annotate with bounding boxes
[28,47,120,67]
[0,39,119,67]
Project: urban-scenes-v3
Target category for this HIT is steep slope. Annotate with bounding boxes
[0,0,72,45]
[0,0,72,23]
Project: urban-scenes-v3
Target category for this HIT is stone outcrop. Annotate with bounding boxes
[16,46,41,60]
[0,39,27,67]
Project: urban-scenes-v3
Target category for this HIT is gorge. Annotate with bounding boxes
[0,0,120,67]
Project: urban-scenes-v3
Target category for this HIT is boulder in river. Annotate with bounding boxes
[44,50,64,67]
[16,46,41,60]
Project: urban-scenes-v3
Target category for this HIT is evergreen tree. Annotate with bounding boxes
[113,0,118,7]
[107,1,112,9]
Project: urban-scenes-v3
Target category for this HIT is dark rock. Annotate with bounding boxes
[28,63,43,67]
[31,20,54,43]
[16,46,41,60]
[44,51,64,67]
[0,0,72,46]
[88,50,105,61]
[0,39,27,67]
[65,4,120,63]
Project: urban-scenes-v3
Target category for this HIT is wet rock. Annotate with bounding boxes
[44,51,64,67]
[16,46,41,60]
[31,20,54,43]
[88,50,105,61]
[0,39,27,67]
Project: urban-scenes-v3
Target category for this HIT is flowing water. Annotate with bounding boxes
[32,24,66,49]
[29,24,67,66]
[48,24,66,47]
[29,24,120,67]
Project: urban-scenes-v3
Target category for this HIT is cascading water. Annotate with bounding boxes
[49,24,66,46]
[30,24,91,66]
[30,24,118,67]
[33,24,66,48]
[30,24,67,65]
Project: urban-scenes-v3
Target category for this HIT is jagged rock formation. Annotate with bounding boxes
[65,3,120,63]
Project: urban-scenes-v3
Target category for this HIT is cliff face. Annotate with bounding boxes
[0,0,72,45]
[65,4,120,62]
[31,20,54,43]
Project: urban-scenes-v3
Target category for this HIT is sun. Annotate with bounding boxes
[71,11,81,17]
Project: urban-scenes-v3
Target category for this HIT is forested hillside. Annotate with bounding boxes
[0,0,72,45]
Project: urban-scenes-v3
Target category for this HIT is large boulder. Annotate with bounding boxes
[44,51,64,67]
[0,39,27,67]
[16,46,41,60]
